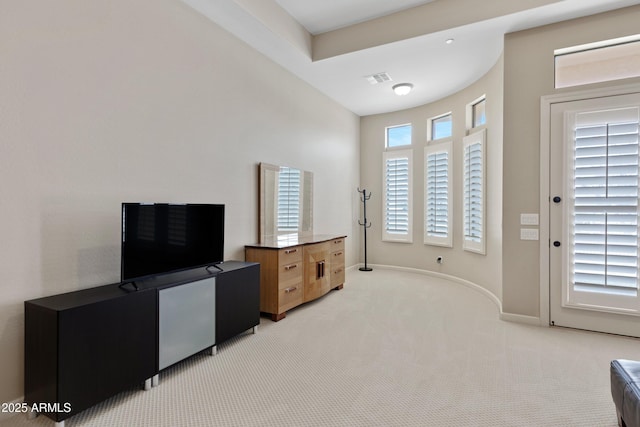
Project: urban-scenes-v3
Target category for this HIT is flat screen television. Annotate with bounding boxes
[121,203,225,281]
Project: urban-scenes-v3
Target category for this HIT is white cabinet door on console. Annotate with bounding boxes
[158,278,215,370]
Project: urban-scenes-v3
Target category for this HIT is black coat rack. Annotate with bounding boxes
[357,188,372,272]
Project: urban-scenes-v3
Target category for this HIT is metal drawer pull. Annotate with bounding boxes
[334,240,342,244]
[334,268,343,274]
[284,264,298,271]
[284,286,298,293]
[334,251,343,256]
[284,248,298,254]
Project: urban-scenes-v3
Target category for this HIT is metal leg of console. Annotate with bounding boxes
[144,378,152,391]
[252,325,258,334]
[152,374,159,387]
[211,345,217,356]
[55,420,65,427]
[26,410,38,420]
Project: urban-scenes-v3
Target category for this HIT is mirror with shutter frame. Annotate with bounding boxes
[259,163,313,243]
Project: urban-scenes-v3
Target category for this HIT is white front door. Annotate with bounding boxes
[549,92,640,337]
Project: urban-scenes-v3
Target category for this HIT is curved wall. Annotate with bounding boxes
[359,56,504,300]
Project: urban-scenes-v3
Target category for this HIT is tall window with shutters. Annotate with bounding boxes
[383,149,413,242]
[463,129,486,254]
[277,166,301,232]
[570,107,640,302]
[425,141,452,247]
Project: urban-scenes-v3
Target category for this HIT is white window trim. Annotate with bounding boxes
[383,149,413,243]
[462,129,486,254]
[424,141,453,247]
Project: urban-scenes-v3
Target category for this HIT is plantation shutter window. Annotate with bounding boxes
[425,141,452,247]
[571,107,640,298]
[383,150,413,242]
[463,130,486,254]
[277,166,301,232]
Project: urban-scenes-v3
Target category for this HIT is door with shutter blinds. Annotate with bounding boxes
[549,92,640,337]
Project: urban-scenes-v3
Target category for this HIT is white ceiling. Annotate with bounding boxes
[181,0,640,116]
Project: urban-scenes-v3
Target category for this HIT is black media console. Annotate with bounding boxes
[24,261,259,426]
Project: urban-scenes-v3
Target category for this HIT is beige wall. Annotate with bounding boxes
[502,5,640,318]
[0,0,359,403]
[359,57,504,299]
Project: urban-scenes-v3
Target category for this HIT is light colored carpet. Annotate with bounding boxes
[5,267,640,426]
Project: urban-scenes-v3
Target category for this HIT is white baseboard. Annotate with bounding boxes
[345,264,359,273]
[361,263,502,308]
[500,312,544,326]
[351,263,543,327]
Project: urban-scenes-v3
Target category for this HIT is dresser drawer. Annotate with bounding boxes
[331,264,345,286]
[278,246,302,265]
[331,251,345,286]
[278,282,303,312]
[331,248,345,263]
[279,260,302,288]
[330,237,345,252]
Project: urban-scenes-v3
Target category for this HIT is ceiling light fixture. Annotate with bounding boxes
[392,83,413,96]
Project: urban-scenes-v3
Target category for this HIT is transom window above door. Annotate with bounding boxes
[555,34,640,89]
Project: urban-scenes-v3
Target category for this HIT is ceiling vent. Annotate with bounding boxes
[365,72,392,85]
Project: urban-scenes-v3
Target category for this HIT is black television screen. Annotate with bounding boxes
[121,203,224,280]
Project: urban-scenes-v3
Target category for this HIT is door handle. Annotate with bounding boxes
[553,196,561,203]
[553,241,561,247]
[317,261,325,279]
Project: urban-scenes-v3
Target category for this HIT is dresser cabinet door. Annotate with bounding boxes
[303,242,331,302]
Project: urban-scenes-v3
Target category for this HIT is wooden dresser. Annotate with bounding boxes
[245,234,346,321]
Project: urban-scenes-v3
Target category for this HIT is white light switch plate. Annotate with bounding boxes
[520,213,539,225]
[520,228,539,240]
